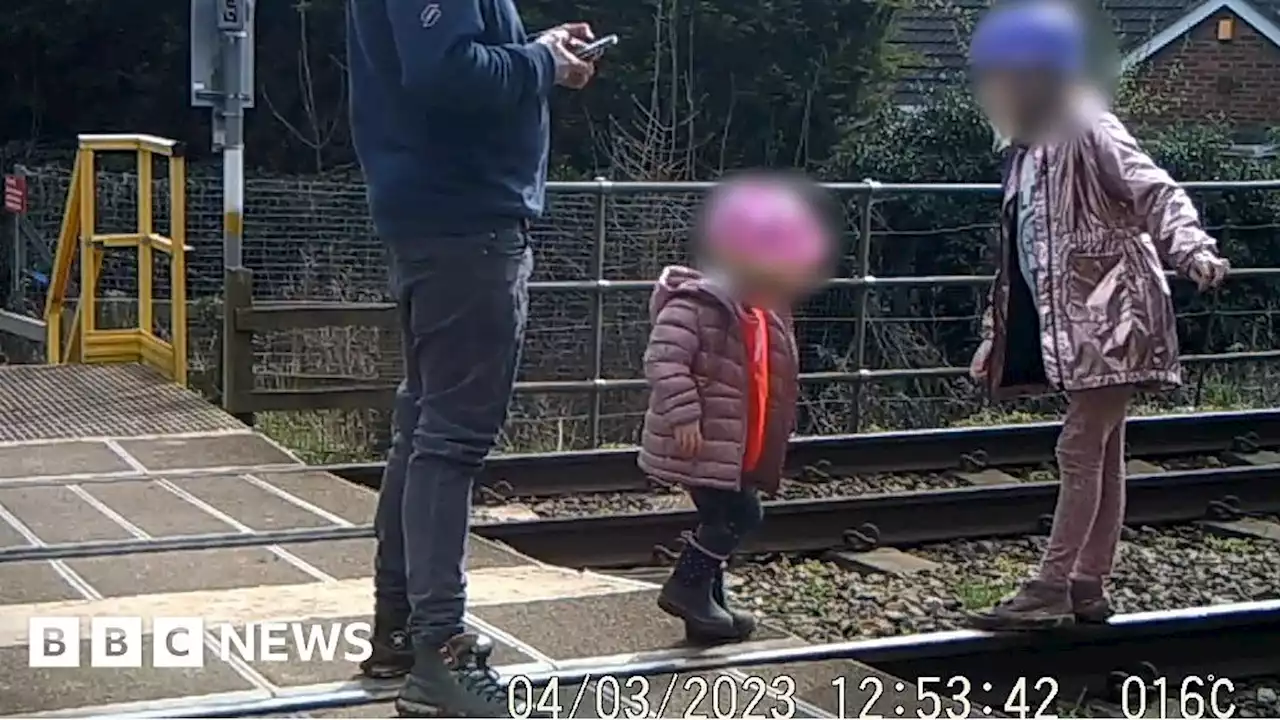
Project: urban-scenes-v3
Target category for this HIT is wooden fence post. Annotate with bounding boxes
[222,268,256,426]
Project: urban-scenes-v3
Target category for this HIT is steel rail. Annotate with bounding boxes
[2,464,1275,566]
[0,461,314,489]
[338,408,1280,495]
[77,599,1280,718]
[517,266,1280,293]
[542,179,1280,192]
[2,409,1265,494]
[367,348,1280,395]
[479,463,1280,566]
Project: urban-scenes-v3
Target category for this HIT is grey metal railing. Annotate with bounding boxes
[530,178,1280,446]
[222,178,1280,447]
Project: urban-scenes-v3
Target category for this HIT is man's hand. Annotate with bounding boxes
[535,25,596,89]
[673,423,702,458]
[969,339,992,383]
[550,22,595,42]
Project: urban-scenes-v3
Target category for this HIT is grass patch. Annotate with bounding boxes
[248,375,1271,464]
[1203,534,1255,554]
[953,578,1018,610]
[951,553,1027,610]
[256,410,378,464]
[954,394,1264,429]
[1021,466,1057,483]
[788,559,845,611]
[953,408,1052,427]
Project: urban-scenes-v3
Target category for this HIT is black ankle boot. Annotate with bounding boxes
[714,569,757,638]
[360,605,413,679]
[657,542,739,643]
[685,567,757,644]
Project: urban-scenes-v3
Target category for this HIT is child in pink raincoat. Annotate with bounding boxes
[966,1,1229,631]
[638,174,833,644]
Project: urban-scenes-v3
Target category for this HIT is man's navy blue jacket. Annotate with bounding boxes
[347,0,556,243]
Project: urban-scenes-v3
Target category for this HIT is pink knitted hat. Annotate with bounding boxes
[701,178,829,270]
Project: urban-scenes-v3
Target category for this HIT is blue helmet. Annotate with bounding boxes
[969,1,1086,75]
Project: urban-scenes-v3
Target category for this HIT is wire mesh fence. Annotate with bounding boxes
[11,163,1280,462]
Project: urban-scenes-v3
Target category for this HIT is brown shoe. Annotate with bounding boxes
[1070,578,1114,623]
[967,579,1074,631]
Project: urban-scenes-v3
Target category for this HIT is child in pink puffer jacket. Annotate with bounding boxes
[639,173,833,644]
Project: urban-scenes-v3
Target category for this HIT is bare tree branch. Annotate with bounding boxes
[261,0,349,172]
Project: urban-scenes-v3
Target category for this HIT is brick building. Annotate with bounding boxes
[892,0,1280,138]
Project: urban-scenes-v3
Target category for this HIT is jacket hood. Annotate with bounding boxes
[650,266,703,322]
[650,265,737,322]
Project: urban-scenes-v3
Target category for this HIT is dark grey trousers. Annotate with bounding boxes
[373,227,533,649]
[689,487,764,557]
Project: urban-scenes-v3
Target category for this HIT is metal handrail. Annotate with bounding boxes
[525,179,1280,442]
[227,177,1280,445]
[540,179,1280,194]
[42,135,189,383]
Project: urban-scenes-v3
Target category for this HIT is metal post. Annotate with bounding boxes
[136,151,154,338]
[78,147,98,357]
[191,0,256,269]
[587,178,611,448]
[6,206,15,312]
[8,166,26,312]
[8,210,17,312]
[216,0,249,270]
[193,0,256,412]
[849,181,878,433]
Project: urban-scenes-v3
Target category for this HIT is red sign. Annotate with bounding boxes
[3,175,26,214]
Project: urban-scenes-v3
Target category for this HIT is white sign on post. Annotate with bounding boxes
[217,0,247,30]
[190,0,255,108]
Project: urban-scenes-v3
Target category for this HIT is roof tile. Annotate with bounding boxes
[889,0,1280,104]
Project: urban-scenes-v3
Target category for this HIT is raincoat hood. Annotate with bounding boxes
[649,265,736,322]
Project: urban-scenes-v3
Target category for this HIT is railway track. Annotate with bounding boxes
[335,408,1280,497]
[11,411,1277,719]
[91,599,1280,719]
[6,462,1277,569]
[477,463,1280,567]
[50,488,1276,719]
[867,600,1280,716]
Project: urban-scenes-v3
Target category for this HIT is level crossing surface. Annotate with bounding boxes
[0,363,924,719]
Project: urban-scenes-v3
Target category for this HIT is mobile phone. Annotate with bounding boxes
[574,34,618,61]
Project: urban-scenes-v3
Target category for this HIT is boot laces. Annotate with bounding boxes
[449,643,505,706]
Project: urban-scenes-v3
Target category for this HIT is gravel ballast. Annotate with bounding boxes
[730,524,1280,642]
[484,455,1229,519]
[727,523,1280,716]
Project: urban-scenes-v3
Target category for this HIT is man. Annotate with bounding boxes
[346,0,595,715]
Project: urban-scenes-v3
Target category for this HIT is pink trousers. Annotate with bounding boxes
[1037,385,1134,583]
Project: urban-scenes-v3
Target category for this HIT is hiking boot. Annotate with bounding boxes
[395,633,510,718]
[657,543,740,643]
[360,606,413,679]
[687,568,757,644]
[967,579,1074,632]
[1070,578,1114,623]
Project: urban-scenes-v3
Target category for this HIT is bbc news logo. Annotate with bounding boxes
[28,617,374,668]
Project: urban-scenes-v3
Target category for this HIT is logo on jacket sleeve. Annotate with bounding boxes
[420,3,441,27]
